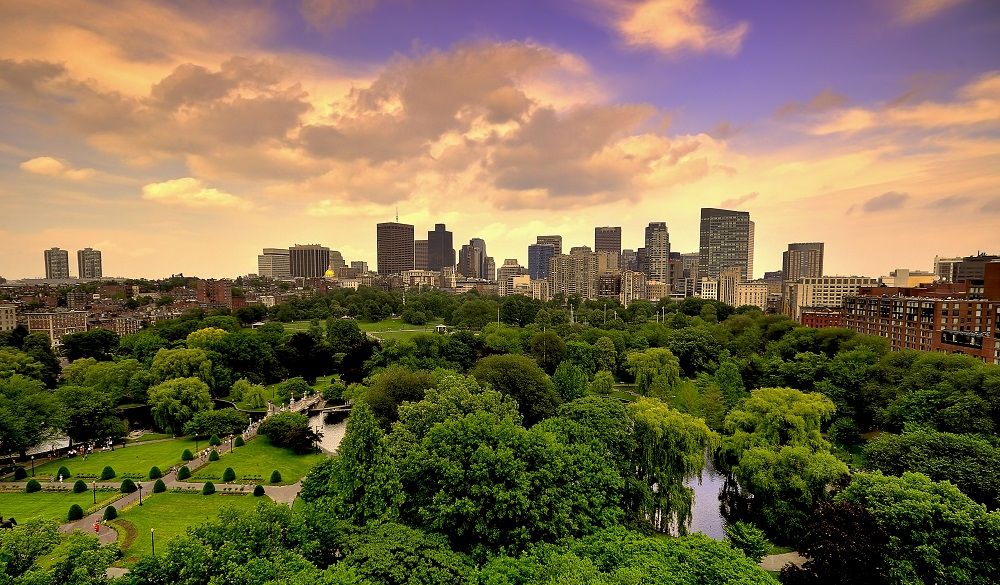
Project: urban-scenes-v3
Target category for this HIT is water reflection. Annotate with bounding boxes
[681,455,727,539]
[308,410,348,454]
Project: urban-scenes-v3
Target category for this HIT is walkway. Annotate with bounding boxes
[760,551,806,572]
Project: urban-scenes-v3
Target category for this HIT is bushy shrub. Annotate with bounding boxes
[100,466,116,480]
[725,521,770,563]
[103,505,117,520]
[208,435,221,446]
[202,481,215,495]
[148,466,162,479]
[153,479,166,493]
[208,450,220,461]
[67,504,84,521]
[120,478,137,493]
[181,449,194,461]
[234,436,245,447]
[73,479,88,493]
[57,465,71,479]
[176,466,191,480]
[25,479,41,493]
[253,484,265,497]
[222,468,236,482]
[13,467,27,480]
[269,470,282,484]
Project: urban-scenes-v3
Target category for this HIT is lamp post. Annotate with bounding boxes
[92,481,97,505]
[195,436,199,452]
[151,528,155,556]
[137,483,143,506]
[30,455,34,477]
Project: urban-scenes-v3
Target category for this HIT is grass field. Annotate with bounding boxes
[111,492,261,562]
[29,438,199,481]
[131,433,173,443]
[284,317,441,340]
[0,490,123,523]
[187,437,326,485]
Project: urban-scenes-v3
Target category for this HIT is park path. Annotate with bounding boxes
[759,551,806,572]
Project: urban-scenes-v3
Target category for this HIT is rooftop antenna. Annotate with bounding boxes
[395,207,398,222]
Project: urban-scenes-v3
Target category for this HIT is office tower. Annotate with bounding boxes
[258,248,291,278]
[636,247,648,275]
[619,271,647,306]
[548,246,599,299]
[484,257,496,281]
[954,253,1000,282]
[44,247,70,279]
[528,243,555,280]
[782,243,824,281]
[536,235,562,256]
[376,222,415,275]
[288,244,331,278]
[470,238,487,276]
[622,249,637,271]
[329,251,347,271]
[458,243,484,278]
[597,251,620,274]
[497,259,525,296]
[698,208,754,281]
[783,276,881,320]
[350,261,369,274]
[427,224,455,271]
[76,248,102,279]
[594,226,622,257]
[933,256,962,282]
[414,239,429,270]
[718,266,741,306]
[644,222,670,283]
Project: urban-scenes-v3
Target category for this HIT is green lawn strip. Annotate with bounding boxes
[766,544,796,556]
[368,329,440,341]
[0,489,124,523]
[110,491,260,564]
[28,438,199,481]
[131,433,173,443]
[186,437,326,486]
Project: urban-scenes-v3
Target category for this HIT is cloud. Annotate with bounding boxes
[19,156,96,180]
[598,0,749,56]
[981,197,1000,214]
[300,0,377,29]
[719,192,758,208]
[858,191,910,213]
[926,194,973,209]
[775,89,849,118]
[894,0,967,25]
[141,178,250,210]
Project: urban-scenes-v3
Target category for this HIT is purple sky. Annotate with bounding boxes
[1,0,998,279]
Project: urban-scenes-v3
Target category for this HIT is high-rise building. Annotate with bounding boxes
[351,261,369,274]
[782,243,824,281]
[718,266,741,306]
[528,243,556,280]
[536,235,563,256]
[288,244,330,278]
[644,222,670,283]
[44,247,70,279]
[0,305,16,332]
[458,243,484,278]
[933,255,962,282]
[735,281,769,311]
[597,251,620,274]
[594,227,622,257]
[619,271,647,306]
[783,276,881,320]
[76,248,102,279]
[376,223,415,276]
[954,253,1000,283]
[622,249,637,271]
[258,248,291,278]
[548,247,598,299]
[698,208,755,282]
[427,224,455,271]
[484,257,496,281]
[497,259,526,296]
[413,239,429,270]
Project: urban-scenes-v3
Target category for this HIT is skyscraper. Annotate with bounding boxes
[548,246,598,299]
[427,224,455,271]
[44,247,69,279]
[644,222,670,283]
[782,243,824,281]
[470,238,488,277]
[258,248,291,278]
[594,227,622,257]
[536,235,562,256]
[458,243,484,278]
[698,208,754,282]
[377,222,415,275]
[289,244,331,278]
[528,243,555,280]
[77,248,102,279]
[413,239,429,270]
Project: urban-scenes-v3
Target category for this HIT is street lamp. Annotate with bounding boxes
[151,528,155,556]
[92,481,97,505]
[30,455,34,477]
[137,483,143,506]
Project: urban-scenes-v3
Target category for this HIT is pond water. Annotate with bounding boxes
[680,456,728,539]
[309,411,348,454]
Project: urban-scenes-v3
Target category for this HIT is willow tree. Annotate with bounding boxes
[626,348,681,399]
[628,397,717,533]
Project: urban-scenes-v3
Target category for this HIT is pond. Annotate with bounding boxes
[680,455,728,539]
[308,410,348,454]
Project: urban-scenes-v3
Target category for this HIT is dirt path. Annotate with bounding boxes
[759,551,806,572]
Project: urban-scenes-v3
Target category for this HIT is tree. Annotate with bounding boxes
[625,348,681,398]
[21,333,61,387]
[565,341,597,376]
[151,348,215,389]
[258,411,319,453]
[551,362,587,401]
[326,318,367,354]
[594,337,617,373]
[529,331,566,374]
[471,355,560,426]
[364,366,437,429]
[61,329,120,362]
[147,377,213,434]
[341,523,474,585]
[780,501,888,585]
[55,385,125,445]
[183,408,250,438]
[725,521,770,563]
[0,375,64,457]
[590,370,614,395]
[715,358,747,410]
[450,298,499,330]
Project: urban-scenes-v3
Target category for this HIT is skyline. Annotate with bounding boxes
[2,0,999,279]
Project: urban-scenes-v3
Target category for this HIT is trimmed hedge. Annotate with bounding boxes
[253,484,265,497]
[208,450,219,462]
[181,449,194,461]
[100,466,116,480]
[208,435,221,446]
[67,504,84,521]
[120,478,137,493]
[153,479,166,493]
[234,436,245,447]
[202,481,215,495]
[13,467,27,480]
[57,465,71,479]
[25,479,41,493]
[269,470,282,484]
[222,468,236,482]
[148,466,162,480]
[103,505,117,520]
[73,479,88,494]
[176,466,191,480]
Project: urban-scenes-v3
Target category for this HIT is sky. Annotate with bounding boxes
[1,0,998,280]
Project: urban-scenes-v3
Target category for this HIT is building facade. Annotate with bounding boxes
[718,266,741,307]
[698,208,754,282]
[933,255,962,282]
[594,226,622,258]
[528,243,555,280]
[496,259,525,296]
[0,305,15,331]
[26,311,88,346]
[44,247,70,279]
[289,244,330,278]
[735,281,769,311]
[783,276,882,320]
[427,224,455,272]
[77,248,103,279]
[548,247,598,299]
[376,223,415,275]
[413,239,429,270]
[536,235,563,256]
[782,243,823,281]
[619,271,647,306]
[258,248,291,278]
[644,222,670,283]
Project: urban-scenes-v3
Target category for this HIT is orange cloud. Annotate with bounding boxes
[19,156,96,180]
[894,0,967,25]
[596,0,749,56]
[141,178,251,210]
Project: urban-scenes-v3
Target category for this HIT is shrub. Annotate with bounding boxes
[57,465,71,479]
[25,479,41,493]
[725,521,770,563]
[208,434,221,446]
[103,505,117,520]
[153,479,166,493]
[222,467,236,482]
[100,466,116,480]
[13,467,27,480]
[208,450,219,461]
[148,466,162,479]
[253,484,265,497]
[120,479,137,493]
[269,470,282,484]
[202,481,215,495]
[73,479,88,493]
[176,466,191,480]
[234,436,245,447]
[67,504,84,521]
[181,449,194,461]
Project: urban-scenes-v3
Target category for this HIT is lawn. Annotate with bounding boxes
[0,489,123,523]
[284,317,441,338]
[187,437,326,485]
[111,492,261,563]
[29,438,199,481]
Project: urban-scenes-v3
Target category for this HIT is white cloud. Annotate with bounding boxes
[598,0,749,56]
[141,177,250,210]
[19,156,96,179]
[894,0,967,25]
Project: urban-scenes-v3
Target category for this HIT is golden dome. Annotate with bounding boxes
[324,268,335,277]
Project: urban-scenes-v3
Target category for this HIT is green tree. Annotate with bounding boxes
[364,366,437,429]
[715,358,747,410]
[780,501,888,585]
[594,337,617,373]
[0,375,64,457]
[551,361,587,401]
[151,347,216,389]
[21,333,62,387]
[471,354,560,426]
[326,318,367,354]
[625,348,681,398]
[341,523,474,585]
[60,328,120,362]
[182,408,250,437]
[258,411,319,453]
[725,521,770,563]
[529,330,566,374]
[590,370,614,395]
[147,377,213,434]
